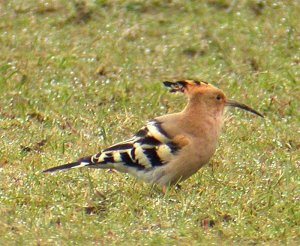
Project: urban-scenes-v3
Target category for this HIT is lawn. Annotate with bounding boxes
[0,0,299,244]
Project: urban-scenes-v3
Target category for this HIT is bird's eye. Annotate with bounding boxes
[216,95,222,100]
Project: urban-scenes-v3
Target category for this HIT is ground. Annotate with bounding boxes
[0,0,299,244]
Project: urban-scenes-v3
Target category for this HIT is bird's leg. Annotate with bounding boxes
[106,169,118,174]
[162,185,167,194]
[162,184,181,194]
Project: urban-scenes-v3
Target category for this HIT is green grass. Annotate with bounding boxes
[0,0,299,244]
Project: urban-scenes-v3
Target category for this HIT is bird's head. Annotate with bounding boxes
[163,80,263,117]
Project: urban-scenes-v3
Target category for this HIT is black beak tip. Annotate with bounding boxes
[258,112,264,118]
[226,100,264,118]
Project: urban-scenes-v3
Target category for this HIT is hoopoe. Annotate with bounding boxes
[43,80,263,188]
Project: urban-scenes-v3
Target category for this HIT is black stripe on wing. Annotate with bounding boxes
[166,142,180,154]
[121,152,144,170]
[138,136,161,146]
[103,156,114,163]
[150,120,170,139]
[104,143,133,152]
[135,127,149,138]
[143,148,163,167]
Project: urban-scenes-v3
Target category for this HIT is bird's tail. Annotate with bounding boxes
[42,156,92,173]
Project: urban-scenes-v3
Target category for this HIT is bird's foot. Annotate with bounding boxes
[162,184,181,194]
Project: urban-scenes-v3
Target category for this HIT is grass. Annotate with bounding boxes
[0,0,299,244]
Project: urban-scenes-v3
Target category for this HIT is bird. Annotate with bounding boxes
[43,80,263,189]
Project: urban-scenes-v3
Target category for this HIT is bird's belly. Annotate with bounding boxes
[121,166,167,184]
[163,141,217,185]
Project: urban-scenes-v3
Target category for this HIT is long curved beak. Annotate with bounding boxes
[226,100,264,118]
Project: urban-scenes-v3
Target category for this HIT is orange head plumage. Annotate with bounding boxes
[163,80,263,117]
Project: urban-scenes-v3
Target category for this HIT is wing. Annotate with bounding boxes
[88,120,181,171]
[43,120,188,176]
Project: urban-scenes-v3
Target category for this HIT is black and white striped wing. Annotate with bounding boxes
[43,120,180,174]
[89,120,180,171]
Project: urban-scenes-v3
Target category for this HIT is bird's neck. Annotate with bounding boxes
[182,99,224,138]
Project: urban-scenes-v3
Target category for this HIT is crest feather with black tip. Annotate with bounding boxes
[163,80,205,93]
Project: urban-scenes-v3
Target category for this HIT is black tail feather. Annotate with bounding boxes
[43,156,92,173]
